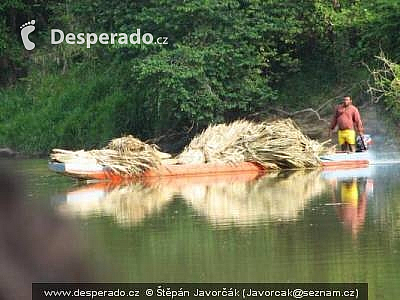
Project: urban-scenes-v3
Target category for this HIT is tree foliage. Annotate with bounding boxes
[367,53,400,118]
[0,0,400,152]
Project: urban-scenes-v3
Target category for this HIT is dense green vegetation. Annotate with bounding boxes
[0,0,399,153]
[367,53,400,119]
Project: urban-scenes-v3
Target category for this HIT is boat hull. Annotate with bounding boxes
[48,161,268,181]
[49,151,371,181]
[319,151,370,169]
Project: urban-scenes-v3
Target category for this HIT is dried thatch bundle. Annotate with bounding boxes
[50,149,96,163]
[51,135,167,176]
[106,135,149,153]
[89,148,161,175]
[178,119,330,169]
[105,135,172,159]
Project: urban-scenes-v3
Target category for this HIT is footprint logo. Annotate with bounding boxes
[20,20,36,50]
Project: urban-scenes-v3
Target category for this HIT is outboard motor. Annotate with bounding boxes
[356,134,372,152]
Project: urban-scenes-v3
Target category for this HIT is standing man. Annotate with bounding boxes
[329,96,364,152]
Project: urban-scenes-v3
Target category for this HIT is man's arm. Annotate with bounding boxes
[353,107,364,134]
[329,107,338,130]
[329,106,338,136]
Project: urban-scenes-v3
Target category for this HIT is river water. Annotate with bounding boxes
[13,159,400,299]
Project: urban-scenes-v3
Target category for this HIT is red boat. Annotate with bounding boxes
[48,151,371,182]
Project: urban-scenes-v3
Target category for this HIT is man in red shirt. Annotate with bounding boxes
[329,96,364,152]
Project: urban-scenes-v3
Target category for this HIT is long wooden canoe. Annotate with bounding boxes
[48,151,371,181]
[48,161,268,181]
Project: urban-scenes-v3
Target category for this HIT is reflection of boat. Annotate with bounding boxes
[54,170,328,227]
[49,151,371,181]
[55,181,176,226]
[321,165,374,181]
[183,170,328,226]
[54,172,261,226]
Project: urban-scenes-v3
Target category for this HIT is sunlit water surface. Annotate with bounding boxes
[16,159,400,299]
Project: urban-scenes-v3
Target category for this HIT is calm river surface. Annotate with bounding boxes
[15,159,400,299]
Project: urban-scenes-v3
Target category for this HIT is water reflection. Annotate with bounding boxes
[55,173,260,225]
[26,160,400,296]
[54,169,334,227]
[326,173,374,236]
[184,170,327,226]
[54,167,378,230]
[56,182,176,226]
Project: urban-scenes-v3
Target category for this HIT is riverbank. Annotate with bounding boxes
[2,102,398,159]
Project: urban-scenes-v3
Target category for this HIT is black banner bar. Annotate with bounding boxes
[32,283,368,300]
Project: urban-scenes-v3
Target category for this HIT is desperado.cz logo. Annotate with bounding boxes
[20,20,168,51]
[20,20,36,50]
[51,29,169,48]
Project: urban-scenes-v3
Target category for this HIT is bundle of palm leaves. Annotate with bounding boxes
[51,119,331,175]
[178,119,331,169]
[50,135,165,175]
